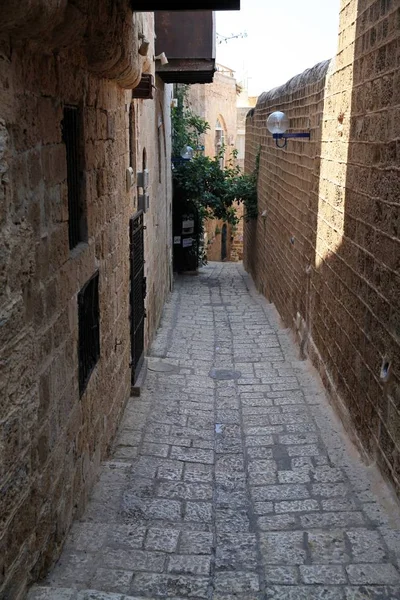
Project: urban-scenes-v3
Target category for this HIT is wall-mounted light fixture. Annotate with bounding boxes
[267,111,310,148]
[180,146,194,160]
[154,52,168,65]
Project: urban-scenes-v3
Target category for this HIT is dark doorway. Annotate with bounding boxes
[130,211,146,387]
[221,223,227,261]
[172,181,201,272]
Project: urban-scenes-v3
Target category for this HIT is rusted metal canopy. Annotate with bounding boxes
[133,1,239,9]
[154,11,216,83]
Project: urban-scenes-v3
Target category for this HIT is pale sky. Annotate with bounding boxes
[216,0,341,97]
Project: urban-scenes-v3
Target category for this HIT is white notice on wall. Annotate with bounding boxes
[182,219,194,234]
[182,238,193,248]
[174,236,181,245]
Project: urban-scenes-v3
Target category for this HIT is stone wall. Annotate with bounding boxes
[0,7,172,597]
[244,0,400,495]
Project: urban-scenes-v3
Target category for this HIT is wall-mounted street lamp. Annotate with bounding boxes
[267,111,310,148]
[180,145,194,160]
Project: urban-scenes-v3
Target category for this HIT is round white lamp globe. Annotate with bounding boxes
[180,146,194,160]
[267,111,289,135]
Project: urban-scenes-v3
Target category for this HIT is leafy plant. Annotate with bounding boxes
[171,85,210,157]
[173,146,259,225]
[171,84,259,267]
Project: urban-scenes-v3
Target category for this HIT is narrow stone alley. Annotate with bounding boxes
[28,263,400,600]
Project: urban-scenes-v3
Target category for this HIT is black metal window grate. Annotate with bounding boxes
[78,271,100,396]
[62,106,84,249]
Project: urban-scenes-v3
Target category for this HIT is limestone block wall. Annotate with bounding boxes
[0,8,172,597]
[136,80,173,345]
[244,0,400,494]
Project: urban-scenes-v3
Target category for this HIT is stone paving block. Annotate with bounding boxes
[253,501,274,515]
[216,436,243,453]
[124,477,155,499]
[120,496,182,522]
[286,422,317,433]
[244,426,285,436]
[264,566,299,584]
[268,413,309,425]
[157,481,212,501]
[251,483,309,502]
[287,444,322,457]
[307,530,350,564]
[260,531,306,564]
[130,456,160,478]
[214,572,260,594]
[215,532,258,570]
[113,447,139,460]
[156,461,184,481]
[101,548,165,572]
[170,425,214,441]
[299,564,347,584]
[215,454,245,472]
[312,482,350,497]
[362,502,392,526]
[212,595,260,600]
[90,568,133,594]
[76,592,124,600]
[278,433,319,445]
[144,435,192,448]
[170,446,214,464]
[130,573,209,598]
[167,555,211,575]
[45,552,97,586]
[344,586,400,599]
[277,470,311,484]
[275,499,319,513]
[247,447,274,460]
[300,511,366,529]
[265,585,345,599]
[245,435,275,447]
[379,527,400,559]
[144,528,180,553]
[346,563,400,584]
[291,457,314,469]
[64,523,109,552]
[179,531,213,555]
[184,501,213,523]
[183,462,213,482]
[312,466,345,482]
[27,589,76,600]
[216,488,248,508]
[346,530,388,563]
[107,525,146,549]
[215,470,247,489]
[216,409,241,423]
[321,498,358,511]
[216,508,251,532]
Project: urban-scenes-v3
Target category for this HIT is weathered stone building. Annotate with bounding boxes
[245,0,400,495]
[188,64,240,262]
[0,4,173,597]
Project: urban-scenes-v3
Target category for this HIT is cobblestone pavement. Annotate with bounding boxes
[28,263,400,600]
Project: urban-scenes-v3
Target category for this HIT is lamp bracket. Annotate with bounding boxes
[272,132,310,148]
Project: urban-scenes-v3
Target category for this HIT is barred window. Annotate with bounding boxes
[62,106,86,249]
[78,271,100,395]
